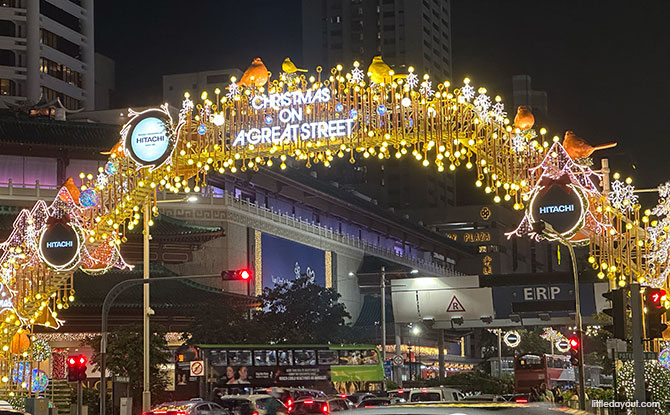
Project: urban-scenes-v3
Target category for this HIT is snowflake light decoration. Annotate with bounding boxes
[511,134,526,153]
[420,80,434,98]
[491,102,506,122]
[225,82,240,100]
[461,83,475,102]
[350,67,365,83]
[474,92,491,121]
[406,72,419,89]
[608,179,638,213]
[179,96,194,124]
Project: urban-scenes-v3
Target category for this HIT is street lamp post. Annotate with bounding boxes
[142,195,198,412]
[532,221,586,410]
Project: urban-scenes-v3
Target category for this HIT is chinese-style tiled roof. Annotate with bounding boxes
[71,262,255,309]
[0,111,119,150]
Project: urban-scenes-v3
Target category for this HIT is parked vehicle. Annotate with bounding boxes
[143,398,230,415]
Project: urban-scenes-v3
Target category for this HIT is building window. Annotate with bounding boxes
[39,0,80,33]
[40,29,80,59]
[0,48,14,66]
[0,19,14,37]
[41,86,81,109]
[0,1,21,7]
[40,57,82,88]
[0,78,16,95]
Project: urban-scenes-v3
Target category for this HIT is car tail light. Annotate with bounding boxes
[304,399,314,405]
[167,411,187,415]
[515,398,529,403]
[421,388,427,393]
[321,403,329,414]
[252,412,259,415]
[340,394,347,398]
[141,412,152,415]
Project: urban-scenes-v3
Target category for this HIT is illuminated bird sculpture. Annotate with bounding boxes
[237,58,269,88]
[367,56,405,84]
[514,106,535,130]
[282,57,307,74]
[563,130,617,160]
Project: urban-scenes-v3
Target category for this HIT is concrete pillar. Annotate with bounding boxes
[394,323,402,387]
[81,0,95,110]
[25,0,40,103]
[438,329,445,380]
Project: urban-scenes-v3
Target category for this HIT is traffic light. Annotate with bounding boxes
[221,268,252,281]
[67,354,87,382]
[644,288,668,339]
[602,288,627,340]
[568,337,580,366]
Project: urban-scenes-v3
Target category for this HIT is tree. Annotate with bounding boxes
[185,301,265,345]
[254,275,356,344]
[88,324,171,412]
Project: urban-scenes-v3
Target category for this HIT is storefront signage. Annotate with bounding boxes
[529,183,586,238]
[233,87,355,146]
[124,109,176,169]
[38,221,80,270]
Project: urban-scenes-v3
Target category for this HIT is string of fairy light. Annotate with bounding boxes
[0,58,667,396]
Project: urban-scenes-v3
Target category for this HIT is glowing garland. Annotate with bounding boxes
[618,360,670,414]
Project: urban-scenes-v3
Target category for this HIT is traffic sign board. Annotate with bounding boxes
[617,352,656,361]
[392,354,404,367]
[190,360,204,376]
[446,295,466,312]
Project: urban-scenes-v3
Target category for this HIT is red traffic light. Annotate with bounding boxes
[221,268,253,281]
[238,269,251,280]
[79,356,87,365]
[651,289,666,305]
[569,337,579,349]
[67,357,76,366]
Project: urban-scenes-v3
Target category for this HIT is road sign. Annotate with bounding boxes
[446,295,466,312]
[190,360,204,376]
[392,354,404,367]
[617,352,656,361]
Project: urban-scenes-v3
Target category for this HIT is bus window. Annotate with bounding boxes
[516,355,543,369]
[254,350,277,366]
[228,351,252,366]
[318,350,339,365]
[277,350,293,366]
[293,350,317,365]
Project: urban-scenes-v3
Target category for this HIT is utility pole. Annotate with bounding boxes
[497,329,502,378]
[381,266,386,368]
[630,283,647,415]
[142,201,151,412]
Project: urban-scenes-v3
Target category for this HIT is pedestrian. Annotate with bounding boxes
[538,383,554,403]
[530,386,540,402]
[553,387,563,404]
[264,388,287,415]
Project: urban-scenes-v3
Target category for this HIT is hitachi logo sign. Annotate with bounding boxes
[46,240,73,248]
[539,204,575,214]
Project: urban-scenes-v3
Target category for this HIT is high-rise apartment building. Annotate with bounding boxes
[0,0,94,110]
[302,0,452,80]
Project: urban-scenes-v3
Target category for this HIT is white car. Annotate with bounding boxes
[407,387,463,403]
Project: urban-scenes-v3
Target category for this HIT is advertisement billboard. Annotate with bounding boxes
[260,233,326,289]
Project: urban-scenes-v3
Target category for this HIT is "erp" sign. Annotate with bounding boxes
[524,286,561,301]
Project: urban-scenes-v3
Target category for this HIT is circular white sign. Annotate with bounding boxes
[130,117,170,164]
[556,339,571,353]
[504,330,521,348]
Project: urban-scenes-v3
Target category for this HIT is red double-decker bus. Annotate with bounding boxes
[514,354,575,393]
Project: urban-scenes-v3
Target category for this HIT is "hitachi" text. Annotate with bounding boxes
[46,241,73,248]
[539,204,575,214]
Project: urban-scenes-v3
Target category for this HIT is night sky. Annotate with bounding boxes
[96,1,670,188]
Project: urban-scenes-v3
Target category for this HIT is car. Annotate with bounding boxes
[290,397,352,414]
[461,394,506,402]
[356,397,404,408]
[215,394,287,415]
[271,387,328,409]
[386,389,409,402]
[343,393,376,407]
[407,387,463,403]
[143,399,230,415]
[344,402,581,414]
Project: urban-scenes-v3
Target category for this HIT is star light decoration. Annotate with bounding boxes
[645,181,670,288]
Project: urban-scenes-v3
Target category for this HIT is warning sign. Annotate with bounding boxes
[446,295,466,312]
[190,360,204,377]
